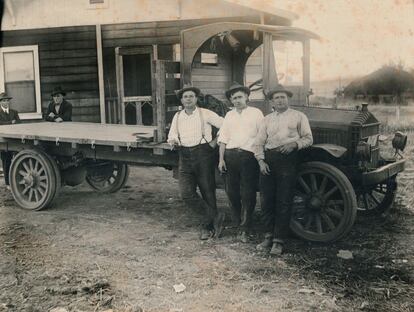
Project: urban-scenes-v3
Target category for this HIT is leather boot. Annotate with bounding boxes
[256,233,273,251]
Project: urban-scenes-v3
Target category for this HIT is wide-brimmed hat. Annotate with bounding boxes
[51,86,66,97]
[0,92,12,100]
[176,84,201,99]
[266,84,293,99]
[225,82,250,100]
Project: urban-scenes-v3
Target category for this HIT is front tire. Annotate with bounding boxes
[290,161,357,243]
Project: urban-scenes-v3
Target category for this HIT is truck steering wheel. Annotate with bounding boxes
[248,78,263,92]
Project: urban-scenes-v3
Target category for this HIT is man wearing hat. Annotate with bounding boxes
[45,86,72,122]
[0,92,20,188]
[254,84,313,255]
[168,85,224,240]
[218,82,264,242]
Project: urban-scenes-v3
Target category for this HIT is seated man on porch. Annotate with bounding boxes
[45,86,73,122]
[0,92,21,189]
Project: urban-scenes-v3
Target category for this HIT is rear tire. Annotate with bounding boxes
[86,161,129,193]
[9,149,60,210]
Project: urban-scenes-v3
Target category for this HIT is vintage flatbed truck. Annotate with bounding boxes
[0,22,407,243]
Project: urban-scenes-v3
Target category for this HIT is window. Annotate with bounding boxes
[0,45,42,119]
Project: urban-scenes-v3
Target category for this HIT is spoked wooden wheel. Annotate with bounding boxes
[9,149,60,210]
[357,177,397,215]
[290,162,357,243]
[86,161,129,193]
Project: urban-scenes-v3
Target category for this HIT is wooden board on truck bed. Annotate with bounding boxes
[0,122,169,149]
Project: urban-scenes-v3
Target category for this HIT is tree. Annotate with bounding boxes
[344,64,414,103]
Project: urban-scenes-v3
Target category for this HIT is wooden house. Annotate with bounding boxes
[0,0,299,124]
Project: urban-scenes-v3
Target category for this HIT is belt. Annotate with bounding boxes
[179,143,209,151]
[226,148,251,153]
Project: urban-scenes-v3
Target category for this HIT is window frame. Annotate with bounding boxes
[0,45,42,120]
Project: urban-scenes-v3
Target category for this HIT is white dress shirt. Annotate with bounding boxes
[1,106,9,114]
[254,108,313,160]
[168,107,223,147]
[218,106,264,153]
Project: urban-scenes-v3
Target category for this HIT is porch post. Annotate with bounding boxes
[302,39,311,102]
[96,24,106,123]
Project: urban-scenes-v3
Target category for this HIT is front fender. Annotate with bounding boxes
[308,144,347,158]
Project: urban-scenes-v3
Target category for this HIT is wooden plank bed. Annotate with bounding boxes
[0,122,170,149]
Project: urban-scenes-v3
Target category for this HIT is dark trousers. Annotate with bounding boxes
[178,143,218,229]
[224,149,259,232]
[1,152,12,186]
[260,150,299,240]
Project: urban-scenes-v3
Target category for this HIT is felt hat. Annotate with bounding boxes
[225,82,250,100]
[0,92,12,100]
[266,84,293,99]
[176,84,201,99]
[51,86,66,96]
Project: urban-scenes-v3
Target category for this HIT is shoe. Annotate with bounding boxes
[200,228,212,240]
[238,231,248,243]
[269,241,283,256]
[256,234,273,251]
[213,212,225,238]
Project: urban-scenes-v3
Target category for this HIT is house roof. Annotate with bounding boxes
[223,0,299,21]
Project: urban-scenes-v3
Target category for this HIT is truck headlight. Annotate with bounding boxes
[356,141,371,161]
[392,131,407,151]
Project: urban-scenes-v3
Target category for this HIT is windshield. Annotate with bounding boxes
[245,40,304,100]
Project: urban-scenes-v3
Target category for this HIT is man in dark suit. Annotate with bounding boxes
[45,86,73,122]
[0,92,20,189]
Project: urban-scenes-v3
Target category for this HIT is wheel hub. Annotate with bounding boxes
[23,173,35,188]
[308,195,324,211]
[22,172,42,189]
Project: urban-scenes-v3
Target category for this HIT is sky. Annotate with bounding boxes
[275,0,414,82]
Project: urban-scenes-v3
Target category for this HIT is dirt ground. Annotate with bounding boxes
[1,140,414,312]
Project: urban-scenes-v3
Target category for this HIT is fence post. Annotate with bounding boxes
[396,105,400,122]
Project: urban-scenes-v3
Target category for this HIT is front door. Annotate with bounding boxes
[115,46,155,125]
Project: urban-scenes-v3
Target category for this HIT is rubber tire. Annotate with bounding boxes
[357,177,397,216]
[290,161,357,243]
[9,149,59,211]
[86,162,129,193]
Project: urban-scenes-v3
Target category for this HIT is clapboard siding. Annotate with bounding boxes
[41,66,98,76]
[0,25,99,122]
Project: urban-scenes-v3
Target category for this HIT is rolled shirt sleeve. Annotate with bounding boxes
[167,112,179,144]
[253,121,268,161]
[217,113,230,145]
[205,109,224,129]
[296,112,313,150]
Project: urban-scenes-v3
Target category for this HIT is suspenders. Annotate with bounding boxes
[175,107,207,145]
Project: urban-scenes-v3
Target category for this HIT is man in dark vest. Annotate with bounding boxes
[0,92,21,189]
[45,86,73,122]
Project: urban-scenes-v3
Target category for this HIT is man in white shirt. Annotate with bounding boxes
[168,85,224,240]
[218,83,264,242]
[254,84,313,255]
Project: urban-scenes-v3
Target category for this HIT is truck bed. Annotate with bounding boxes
[0,122,169,149]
